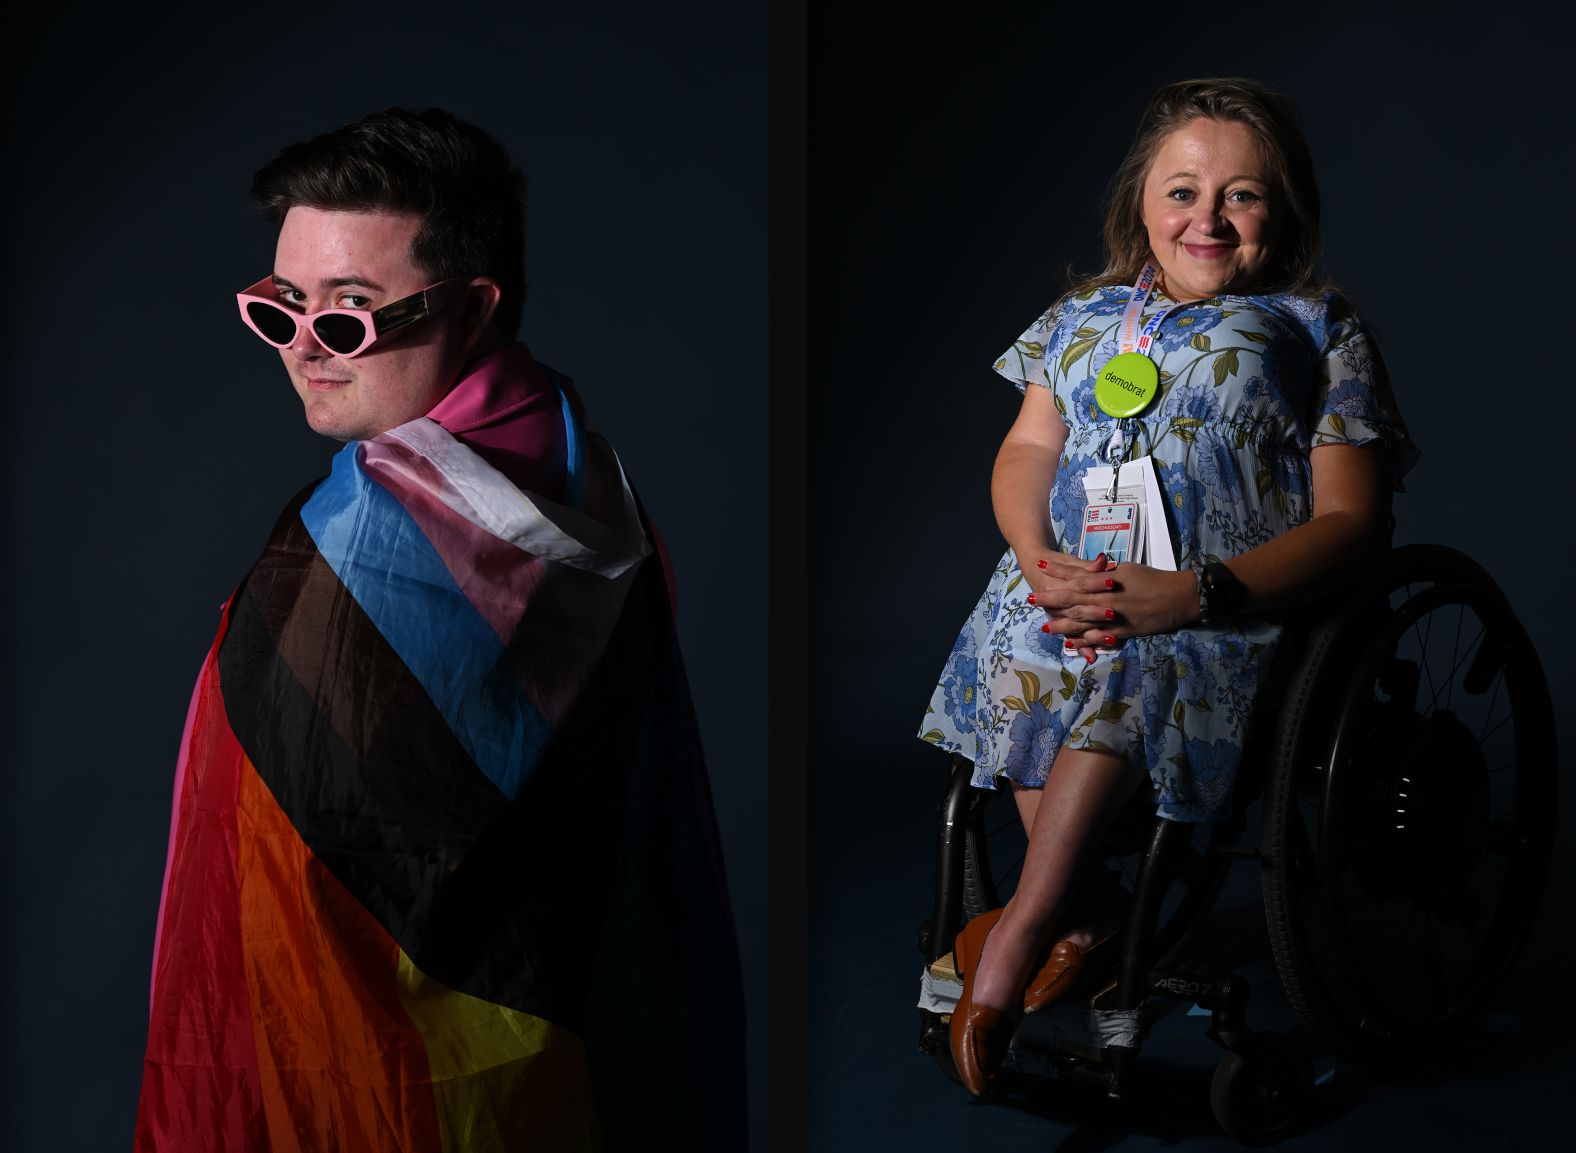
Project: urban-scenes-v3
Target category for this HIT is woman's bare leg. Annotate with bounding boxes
[970,747,1144,1012]
[1010,782,1114,947]
[1011,781,1040,837]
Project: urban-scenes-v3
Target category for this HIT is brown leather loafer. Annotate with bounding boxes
[952,907,1004,982]
[949,909,1014,1097]
[1022,924,1123,1013]
[950,1000,1015,1098]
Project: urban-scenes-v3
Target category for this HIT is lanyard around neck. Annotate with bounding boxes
[1096,263,1194,482]
[1095,263,1189,423]
[1118,262,1189,357]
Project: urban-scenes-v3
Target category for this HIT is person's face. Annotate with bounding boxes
[270,207,481,441]
[1140,118,1278,302]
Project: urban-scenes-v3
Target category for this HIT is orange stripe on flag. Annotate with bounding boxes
[236,758,445,1153]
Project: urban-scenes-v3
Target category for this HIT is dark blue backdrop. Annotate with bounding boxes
[0,5,767,1150]
[808,3,1576,1148]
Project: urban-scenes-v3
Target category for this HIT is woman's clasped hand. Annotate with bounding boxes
[1029,551,1198,659]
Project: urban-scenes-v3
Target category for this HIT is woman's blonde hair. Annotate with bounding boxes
[1070,78,1328,299]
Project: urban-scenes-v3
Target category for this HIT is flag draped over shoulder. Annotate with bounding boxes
[136,365,744,1152]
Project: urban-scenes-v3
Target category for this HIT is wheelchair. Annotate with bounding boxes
[915,543,1557,1144]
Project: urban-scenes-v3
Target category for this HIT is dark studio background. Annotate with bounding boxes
[5,2,1576,1149]
[0,4,767,1150]
[809,3,1576,1150]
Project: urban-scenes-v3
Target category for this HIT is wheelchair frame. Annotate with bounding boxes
[916,544,1557,1143]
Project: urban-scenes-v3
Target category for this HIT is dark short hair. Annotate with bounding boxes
[252,108,526,338]
[1074,78,1326,299]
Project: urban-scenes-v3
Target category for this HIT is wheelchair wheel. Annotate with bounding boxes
[1261,544,1556,1070]
[1210,1030,1314,1146]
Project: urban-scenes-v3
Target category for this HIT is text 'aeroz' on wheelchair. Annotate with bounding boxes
[915,543,1556,1145]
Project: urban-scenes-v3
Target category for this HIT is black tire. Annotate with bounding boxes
[1210,1031,1314,1145]
[919,1010,963,1086]
[1261,544,1556,1071]
[960,782,1003,922]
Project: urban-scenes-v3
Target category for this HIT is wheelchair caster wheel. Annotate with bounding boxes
[917,1010,963,1086]
[1210,1031,1313,1145]
[931,1046,964,1087]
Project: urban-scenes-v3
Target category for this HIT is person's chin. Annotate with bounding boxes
[1188,268,1240,299]
[302,397,360,442]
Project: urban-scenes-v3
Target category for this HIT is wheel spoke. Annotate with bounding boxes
[1477,673,1507,744]
[986,813,1019,838]
[1480,709,1516,743]
[1410,602,1438,698]
[1417,621,1486,717]
[1447,605,1465,711]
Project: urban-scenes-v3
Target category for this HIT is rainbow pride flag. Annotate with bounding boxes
[136,379,744,1151]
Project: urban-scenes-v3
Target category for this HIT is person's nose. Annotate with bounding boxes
[1190,200,1231,237]
[288,318,329,361]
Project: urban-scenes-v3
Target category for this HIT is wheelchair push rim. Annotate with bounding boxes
[1262,544,1556,1067]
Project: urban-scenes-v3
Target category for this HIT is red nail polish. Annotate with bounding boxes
[1104,578,1115,589]
[1104,608,1115,620]
[1037,559,1049,570]
[1104,634,1116,646]
[1041,623,1052,633]
[1026,593,1037,605]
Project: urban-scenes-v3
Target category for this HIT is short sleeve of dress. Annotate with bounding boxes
[992,299,1075,394]
[1308,295,1421,487]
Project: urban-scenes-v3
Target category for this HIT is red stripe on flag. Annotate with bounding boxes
[136,650,266,1151]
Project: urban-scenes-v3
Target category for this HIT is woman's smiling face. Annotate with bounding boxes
[1141,117,1279,302]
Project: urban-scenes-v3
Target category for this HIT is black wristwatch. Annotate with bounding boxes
[1194,562,1245,625]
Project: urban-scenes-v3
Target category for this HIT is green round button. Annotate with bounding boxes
[1094,351,1159,418]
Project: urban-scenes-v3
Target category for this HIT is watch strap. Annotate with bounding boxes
[1194,561,1244,625]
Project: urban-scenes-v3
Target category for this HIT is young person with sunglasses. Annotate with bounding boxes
[135,109,744,1153]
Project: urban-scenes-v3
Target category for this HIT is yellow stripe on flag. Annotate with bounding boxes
[395,950,601,1152]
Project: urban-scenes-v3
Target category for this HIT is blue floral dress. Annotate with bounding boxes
[919,285,1419,822]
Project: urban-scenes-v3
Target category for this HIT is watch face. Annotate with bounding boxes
[1204,563,1245,616]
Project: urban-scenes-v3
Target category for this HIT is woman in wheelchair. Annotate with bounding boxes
[918,77,1419,1099]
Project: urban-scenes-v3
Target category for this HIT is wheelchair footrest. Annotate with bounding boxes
[917,963,961,1016]
[1049,1048,1122,1096]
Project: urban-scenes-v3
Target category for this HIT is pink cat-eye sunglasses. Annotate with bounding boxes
[236,274,470,359]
